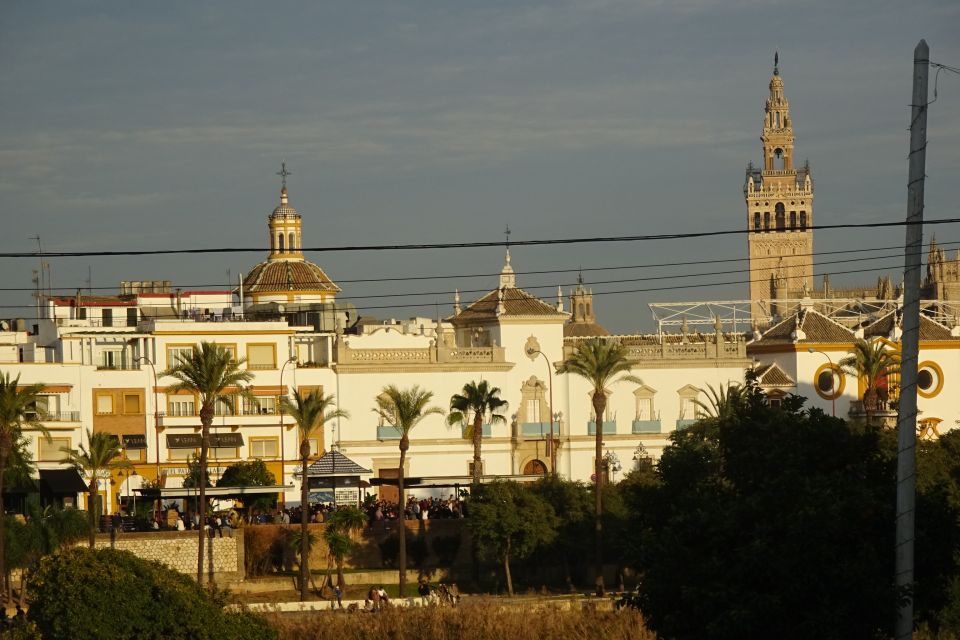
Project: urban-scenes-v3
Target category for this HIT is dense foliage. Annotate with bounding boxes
[27,547,275,640]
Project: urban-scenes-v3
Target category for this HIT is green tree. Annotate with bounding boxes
[469,480,559,596]
[448,380,509,486]
[279,389,348,602]
[0,372,48,597]
[558,339,640,594]
[160,341,254,584]
[217,459,277,515]
[60,429,130,548]
[628,381,897,639]
[529,476,592,590]
[839,338,901,416]
[181,454,212,489]
[373,385,443,597]
[322,505,367,588]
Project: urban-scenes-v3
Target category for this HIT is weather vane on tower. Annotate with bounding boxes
[277,161,292,189]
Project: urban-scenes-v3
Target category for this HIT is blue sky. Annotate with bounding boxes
[1,1,958,333]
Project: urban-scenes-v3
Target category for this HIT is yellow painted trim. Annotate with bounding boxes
[813,363,845,400]
[918,360,945,398]
[154,330,295,336]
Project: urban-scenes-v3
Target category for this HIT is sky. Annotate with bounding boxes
[1,0,958,334]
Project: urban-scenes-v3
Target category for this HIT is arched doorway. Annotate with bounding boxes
[522,459,547,475]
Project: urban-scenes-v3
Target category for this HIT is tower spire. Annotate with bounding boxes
[774,50,779,75]
[277,161,292,189]
[499,224,516,289]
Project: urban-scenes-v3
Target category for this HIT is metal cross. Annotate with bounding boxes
[504,224,511,247]
[277,161,292,188]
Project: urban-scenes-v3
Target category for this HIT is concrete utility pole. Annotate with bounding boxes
[896,39,928,640]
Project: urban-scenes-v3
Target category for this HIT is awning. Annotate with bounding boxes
[135,485,290,499]
[166,433,244,449]
[122,434,147,450]
[39,469,88,494]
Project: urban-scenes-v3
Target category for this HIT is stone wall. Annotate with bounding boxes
[93,531,244,582]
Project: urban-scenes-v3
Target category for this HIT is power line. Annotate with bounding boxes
[0,217,958,258]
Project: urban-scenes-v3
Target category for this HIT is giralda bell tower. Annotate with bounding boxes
[745,53,814,324]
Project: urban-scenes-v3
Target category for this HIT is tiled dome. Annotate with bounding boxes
[243,259,340,294]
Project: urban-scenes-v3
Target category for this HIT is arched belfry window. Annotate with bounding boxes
[754,212,761,231]
[773,148,785,170]
[764,212,770,230]
[790,211,796,230]
[289,232,296,251]
[775,203,785,231]
[278,233,285,252]
[800,211,807,230]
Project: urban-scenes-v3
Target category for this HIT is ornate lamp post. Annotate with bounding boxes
[278,356,297,508]
[525,347,556,476]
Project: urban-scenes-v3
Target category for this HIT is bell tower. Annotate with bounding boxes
[745,53,814,325]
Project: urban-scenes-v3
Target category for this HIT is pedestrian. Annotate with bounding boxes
[334,584,343,609]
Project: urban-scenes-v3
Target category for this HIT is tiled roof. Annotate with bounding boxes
[303,450,371,477]
[452,287,566,323]
[755,362,796,387]
[243,260,341,294]
[564,321,611,337]
[862,311,954,341]
[752,309,855,346]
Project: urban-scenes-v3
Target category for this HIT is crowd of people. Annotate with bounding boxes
[367,495,463,523]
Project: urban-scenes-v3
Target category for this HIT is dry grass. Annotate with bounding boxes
[268,599,654,640]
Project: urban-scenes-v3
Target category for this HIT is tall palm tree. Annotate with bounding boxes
[60,429,130,548]
[160,341,254,584]
[322,505,368,589]
[693,381,747,420]
[839,338,901,417]
[559,339,641,596]
[279,389,349,602]
[0,373,48,601]
[447,380,509,486]
[373,385,443,598]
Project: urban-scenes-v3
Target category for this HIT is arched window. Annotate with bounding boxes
[288,232,296,250]
[775,112,780,128]
[800,211,807,230]
[764,212,770,230]
[790,211,796,229]
[586,303,591,317]
[775,203,785,231]
[773,148,785,170]
[277,233,284,252]
[578,303,585,317]
[754,212,761,231]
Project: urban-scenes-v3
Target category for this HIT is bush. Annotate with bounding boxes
[27,547,275,640]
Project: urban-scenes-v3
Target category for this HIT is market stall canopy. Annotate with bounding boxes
[39,469,88,494]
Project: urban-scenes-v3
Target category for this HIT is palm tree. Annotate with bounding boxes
[559,339,641,596]
[447,380,509,486]
[60,429,130,548]
[693,382,747,420]
[373,385,443,598]
[160,341,254,584]
[279,389,349,602]
[839,338,901,418]
[322,505,368,589]
[0,372,48,599]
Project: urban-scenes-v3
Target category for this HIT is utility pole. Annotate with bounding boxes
[896,39,928,640]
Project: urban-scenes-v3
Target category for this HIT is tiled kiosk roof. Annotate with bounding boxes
[451,287,566,323]
[303,450,371,477]
[243,260,341,294]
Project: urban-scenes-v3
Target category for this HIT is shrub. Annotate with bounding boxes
[27,547,275,640]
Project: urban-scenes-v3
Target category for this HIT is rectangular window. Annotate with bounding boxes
[243,396,277,415]
[637,398,653,421]
[681,397,698,420]
[246,344,276,370]
[166,346,194,368]
[39,437,71,462]
[100,350,123,369]
[167,397,196,417]
[77,307,87,320]
[123,394,142,415]
[101,309,113,327]
[210,447,237,460]
[168,448,196,461]
[125,448,144,463]
[126,308,138,327]
[525,399,540,423]
[214,397,234,416]
[96,394,114,415]
[250,439,279,458]
[213,344,237,361]
[307,438,321,457]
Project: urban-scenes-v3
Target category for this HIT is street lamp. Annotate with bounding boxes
[278,356,297,508]
[134,356,161,478]
[807,347,837,417]
[525,347,556,476]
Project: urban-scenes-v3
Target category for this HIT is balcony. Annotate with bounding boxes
[521,422,553,438]
[96,363,140,371]
[676,419,698,430]
[461,423,492,439]
[587,421,617,436]
[377,425,403,441]
[28,412,81,423]
[632,419,661,434]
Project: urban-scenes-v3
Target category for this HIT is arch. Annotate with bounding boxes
[773,147,785,170]
[586,303,592,317]
[578,303,585,318]
[288,232,296,251]
[775,203,785,231]
[790,211,796,230]
[800,211,807,230]
[277,233,285,252]
[522,459,547,476]
[764,212,770,230]
[754,212,761,231]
